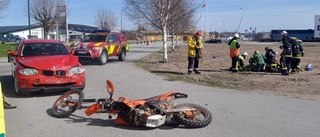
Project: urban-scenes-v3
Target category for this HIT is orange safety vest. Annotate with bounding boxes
[229,40,240,57]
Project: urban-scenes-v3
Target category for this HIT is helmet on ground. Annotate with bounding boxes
[254,50,259,54]
[281,31,287,36]
[242,52,248,56]
[196,31,202,36]
[234,33,239,38]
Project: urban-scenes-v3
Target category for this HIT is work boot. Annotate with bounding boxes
[194,70,201,74]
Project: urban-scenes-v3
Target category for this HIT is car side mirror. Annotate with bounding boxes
[7,50,17,56]
[7,50,16,63]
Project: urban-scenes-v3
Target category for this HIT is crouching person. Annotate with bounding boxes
[238,52,248,71]
[249,50,266,72]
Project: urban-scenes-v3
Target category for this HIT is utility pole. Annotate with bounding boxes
[28,0,31,39]
[236,8,244,33]
[121,8,125,32]
[65,0,68,46]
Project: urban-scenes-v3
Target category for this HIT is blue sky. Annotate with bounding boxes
[0,0,319,33]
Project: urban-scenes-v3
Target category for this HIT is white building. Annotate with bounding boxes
[0,24,98,42]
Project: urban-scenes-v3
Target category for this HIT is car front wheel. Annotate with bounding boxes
[14,76,22,96]
[98,51,108,65]
[118,48,126,61]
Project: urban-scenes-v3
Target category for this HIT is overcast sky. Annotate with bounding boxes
[0,0,319,33]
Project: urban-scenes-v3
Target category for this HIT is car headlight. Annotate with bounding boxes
[76,43,81,49]
[69,66,85,75]
[19,68,38,75]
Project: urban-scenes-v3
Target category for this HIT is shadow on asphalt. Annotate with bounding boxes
[46,108,189,130]
[150,71,185,75]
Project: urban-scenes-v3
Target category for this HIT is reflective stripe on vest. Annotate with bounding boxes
[229,40,240,57]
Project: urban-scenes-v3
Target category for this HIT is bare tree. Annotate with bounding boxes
[123,0,201,62]
[0,0,10,19]
[29,0,63,39]
[167,1,197,50]
[94,9,117,30]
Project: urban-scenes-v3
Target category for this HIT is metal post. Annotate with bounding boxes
[121,8,125,32]
[236,8,244,33]
[65,0,69,46]
[28,0,31,39]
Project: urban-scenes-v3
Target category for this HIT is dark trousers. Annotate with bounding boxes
[231,57,239,72]
[291,58,301,71]
[188,53,200,71]
[280,56,291,74]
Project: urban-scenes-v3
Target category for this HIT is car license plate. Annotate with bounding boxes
[77,51,87,54]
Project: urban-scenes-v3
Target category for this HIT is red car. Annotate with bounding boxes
[7,39,85,95]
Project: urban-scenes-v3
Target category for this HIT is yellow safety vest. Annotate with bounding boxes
[0,83,6,137]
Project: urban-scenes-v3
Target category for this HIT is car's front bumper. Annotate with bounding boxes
[73,49,100,59]
[16,73,86,93]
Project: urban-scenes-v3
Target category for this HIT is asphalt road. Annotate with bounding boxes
[1,42,320,137]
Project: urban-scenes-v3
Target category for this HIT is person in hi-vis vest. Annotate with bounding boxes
[228,33,241,72]
[187,31,203,75]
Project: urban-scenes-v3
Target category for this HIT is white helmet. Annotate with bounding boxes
[281,31,287,36]
[234,33,239,38]
[297,39,302,43]
[242,52,248,56]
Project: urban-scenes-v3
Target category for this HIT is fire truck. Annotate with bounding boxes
[71,30,129,65]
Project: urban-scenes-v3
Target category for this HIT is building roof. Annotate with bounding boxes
[0,23,98,34]
[67,24,99,33]
[271,29,314,34]
[0,24,41,34]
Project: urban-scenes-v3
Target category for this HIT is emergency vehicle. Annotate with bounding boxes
[71,30,129,65]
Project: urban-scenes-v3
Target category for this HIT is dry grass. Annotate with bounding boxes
[136,41,320,100]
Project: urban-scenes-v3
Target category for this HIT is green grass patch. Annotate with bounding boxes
[0,44,17,57]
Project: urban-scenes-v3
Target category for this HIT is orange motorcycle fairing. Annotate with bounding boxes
[117,96,146,108]
[147,91,179,102]
[85,103,101,116]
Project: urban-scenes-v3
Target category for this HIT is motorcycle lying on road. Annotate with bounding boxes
[51,80,212,128]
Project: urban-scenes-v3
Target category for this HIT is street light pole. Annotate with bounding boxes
[65,0,69,46]
[121,9,125,32]
[236,8,244,33]
[28,0,31,39]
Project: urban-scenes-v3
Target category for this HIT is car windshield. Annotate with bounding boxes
[82,34,107,42]
[20,43,69,57]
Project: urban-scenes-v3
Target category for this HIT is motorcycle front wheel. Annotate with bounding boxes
[173,103,212,128]
[51,89,84,118]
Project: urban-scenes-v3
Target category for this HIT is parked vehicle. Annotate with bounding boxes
[205,39,222,44]
[52,80,212,128]
[0,33,23,44]
[70,30,129,65]
[7,39,85,95]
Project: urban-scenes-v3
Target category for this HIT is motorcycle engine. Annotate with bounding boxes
[130,105,154,126]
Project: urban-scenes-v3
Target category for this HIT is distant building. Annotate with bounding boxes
[0,24,43,39]
[271,29,320,42]
[0,24,98,42]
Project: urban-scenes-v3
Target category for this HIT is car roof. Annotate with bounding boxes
[23,39,63,44]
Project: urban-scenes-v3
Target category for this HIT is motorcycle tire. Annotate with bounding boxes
[51,89,84,118]
[173,103,212,128]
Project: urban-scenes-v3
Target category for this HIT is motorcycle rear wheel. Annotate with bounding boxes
[51,89,84,118]
[173,103,212,128]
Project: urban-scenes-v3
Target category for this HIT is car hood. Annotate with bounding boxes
[79,42,105,47]
[18,55,80,69]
